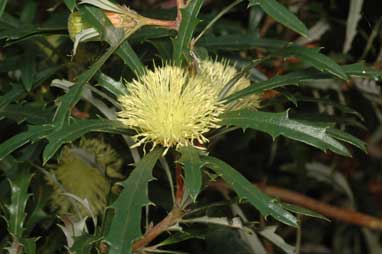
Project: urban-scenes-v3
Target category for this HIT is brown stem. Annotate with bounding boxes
[175,163,185,207]
[132,207,185,251]
[176,0,185,28]
[257,184,382,230]
[209,180,382,230]
[145,18,178,30]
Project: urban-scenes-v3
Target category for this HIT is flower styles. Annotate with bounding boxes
[118,65,225,150]
[198,58,261,110]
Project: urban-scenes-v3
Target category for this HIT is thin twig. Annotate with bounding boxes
[209,180,382,230]
[132,207,185,251]
[259,184,382,230]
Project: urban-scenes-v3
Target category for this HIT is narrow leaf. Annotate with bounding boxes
[202,156,298,227]
[172,0,204,64]
[7,167,33,238]
[282,203,330,221]
[43,119,127,163]
[280,46,348,80]
[198,35,288,51]
[249,0,309,37]
[105,148,164,254]
[0,125,52,160]
[178,146,204,201]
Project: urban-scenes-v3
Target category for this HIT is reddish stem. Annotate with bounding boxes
[175,163,184,207]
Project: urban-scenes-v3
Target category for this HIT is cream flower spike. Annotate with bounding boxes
[117,65,225,150]
[48,138,123,219]
[198,58,261,110]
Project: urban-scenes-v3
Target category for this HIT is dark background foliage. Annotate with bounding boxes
[0,0,381,253]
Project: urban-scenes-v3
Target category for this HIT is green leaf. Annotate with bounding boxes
[198,35,288,51]
[202,156,297,227]
[70,233,100,254]
[249,0,309,37]
[178,146,205,201]
[6,167,33,238]
[280,46,348,80]
[0,83,25,110]
[343,62,382,81]
[0,0,8,17]
[96,73,127,97]
[172,0,204,65]
[281,203,330,222]
[0,125,52,160]
[224,69,326,103]
[42,119,128,163]
[80,5,145,75]
[221,109,351,156]
[64,0,76,12]
[156,231,204,247]
[52,39,124,128]
[20,238,38,254]
[326,128,367,152]
[0,103,53,124]
[105,147,164,254]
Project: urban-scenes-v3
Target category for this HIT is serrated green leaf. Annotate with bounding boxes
[0,125,52,160]
[280,45,348,80]
[105,147,163,254]
[0,104,53,124]
[20,238,38,254]
[178,146,204,201]
[7,167,33,238]
[281,203,330,222]
[70,233,100,254]
[172,0,204,65]
[249,0,308,37]
[221,109,351,156]
[43,119,127,163]
[202,156,298,227]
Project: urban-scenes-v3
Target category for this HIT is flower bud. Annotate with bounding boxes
[68,12,91,41]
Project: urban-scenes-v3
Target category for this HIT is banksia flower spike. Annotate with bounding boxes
[48,138,123,219]
[117,65,225,151]
[198,59,262,110]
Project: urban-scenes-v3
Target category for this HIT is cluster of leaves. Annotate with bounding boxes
[0,0,381,253]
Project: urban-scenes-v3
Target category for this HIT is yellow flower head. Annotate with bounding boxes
[199,58,261,110]
[118,65,225,149]
[48,138,123,218]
